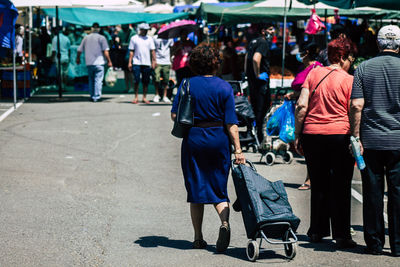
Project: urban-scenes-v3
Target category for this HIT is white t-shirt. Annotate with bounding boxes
[128,34,155,66]
[51,33,71,63]
[15,35,23,57]
[77,33,109,66]
[153,36,173,65]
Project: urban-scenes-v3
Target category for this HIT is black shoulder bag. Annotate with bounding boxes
[171,79,194,138]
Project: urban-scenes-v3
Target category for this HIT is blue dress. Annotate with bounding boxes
[171,76,238,204]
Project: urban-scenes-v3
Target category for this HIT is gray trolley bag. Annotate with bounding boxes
[231,160,300,261]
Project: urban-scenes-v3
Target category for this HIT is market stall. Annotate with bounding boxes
[0,0,19,107]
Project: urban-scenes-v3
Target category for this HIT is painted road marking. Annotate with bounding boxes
[0,102,23,122]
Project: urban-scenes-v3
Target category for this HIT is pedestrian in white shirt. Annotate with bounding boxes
[76,22,113,102]
[153,35,173,103]
[128,23,156,104]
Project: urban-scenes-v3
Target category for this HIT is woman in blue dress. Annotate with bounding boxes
[171,44,245,252]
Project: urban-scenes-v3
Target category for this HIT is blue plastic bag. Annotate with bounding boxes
[279,100,296,143]
[266,100,295,143]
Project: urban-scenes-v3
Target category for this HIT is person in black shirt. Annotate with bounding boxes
[245,22,275,142]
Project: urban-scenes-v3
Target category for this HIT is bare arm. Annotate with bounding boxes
[76,51,82,65]
[171,113,176,121]
[151,49,156,69]
[103,50,112,67]
[294,87,310,155]
[350,98,365,137]
[128,50,134,71]
[252,52,262,78]
[226,124,245,164]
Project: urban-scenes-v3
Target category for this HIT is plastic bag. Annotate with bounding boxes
[266,100,295,143]
[305,9,326,35]
[105,68,117,87]
[279,100,296,143]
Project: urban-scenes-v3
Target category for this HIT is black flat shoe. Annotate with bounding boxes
[336,239,357,249]
[193,239,207,249]
[216,223,230,252]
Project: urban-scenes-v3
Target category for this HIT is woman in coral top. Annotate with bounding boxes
[294,37,358,249]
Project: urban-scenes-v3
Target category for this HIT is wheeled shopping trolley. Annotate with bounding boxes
[231,160,300,261]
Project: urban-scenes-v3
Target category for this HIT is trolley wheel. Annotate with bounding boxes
[265,152,276,166]
[251,145,258,153]
[283,230,297,260]
[283,151,294,164]
[246,240,259,262]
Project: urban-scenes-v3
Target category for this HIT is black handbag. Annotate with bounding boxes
[171,79,194,138]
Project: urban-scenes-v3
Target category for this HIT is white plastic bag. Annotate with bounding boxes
[105,68,117,87]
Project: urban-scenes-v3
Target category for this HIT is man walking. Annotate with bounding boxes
[51,27,71,90]
[152,34,173,103]
[128,23,156,104]
[245,22,275,142]
[76,22,112,102]
[350,25,400,257]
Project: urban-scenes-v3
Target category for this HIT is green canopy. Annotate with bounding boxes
[196,1,392,25]
[355,0,400,10]
[43,8,189,26]
[300,0,400,10]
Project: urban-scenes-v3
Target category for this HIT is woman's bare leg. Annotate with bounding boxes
[190,203,204,240]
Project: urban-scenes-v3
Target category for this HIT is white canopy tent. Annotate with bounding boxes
[192,0,219,7]
[144,3,174,14]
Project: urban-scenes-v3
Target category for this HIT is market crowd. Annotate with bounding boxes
[13,18,400,257]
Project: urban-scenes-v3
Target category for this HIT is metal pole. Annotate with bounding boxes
[281,0,288,89]
[24,8,27,100]
[13,50,17,109]
[324,9,328,48]
[56,6,62,98]
[29,6,33,64]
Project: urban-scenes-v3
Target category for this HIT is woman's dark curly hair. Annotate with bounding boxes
[189,44,221,75]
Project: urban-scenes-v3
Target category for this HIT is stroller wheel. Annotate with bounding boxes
[265,152,275,166]
[283,230,297,260]
[251,145,258,153]
[283,151,294,164]
[246,240,259,262]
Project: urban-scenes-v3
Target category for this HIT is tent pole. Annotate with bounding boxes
[29,6,33,64]
[13,50,17,109]
[24,8,27,100]
[56,6,62,98]
[281,0,288,89]
[324,9,327,48]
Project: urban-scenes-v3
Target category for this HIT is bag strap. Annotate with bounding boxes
[310,68,336,98]
[180,78,190,96]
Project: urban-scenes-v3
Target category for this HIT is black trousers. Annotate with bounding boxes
[301,134,355,239]
[362,149,400,254]
[248,78,271,142]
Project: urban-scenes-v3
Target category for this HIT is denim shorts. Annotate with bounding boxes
[132,64,152,84]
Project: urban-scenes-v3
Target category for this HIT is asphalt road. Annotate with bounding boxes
[0,93,397,266]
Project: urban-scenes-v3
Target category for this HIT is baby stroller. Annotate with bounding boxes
[228,80,260,153]
[259,88,294,166]
[231,160,300,261]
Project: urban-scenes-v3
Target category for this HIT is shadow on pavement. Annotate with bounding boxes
[298,235,366,255]
[134,236,193,250]
[134,236,289,262]
[26,95,114,103]
[283,182,304,189]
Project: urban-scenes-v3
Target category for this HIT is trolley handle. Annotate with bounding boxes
[231,159,257,172]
